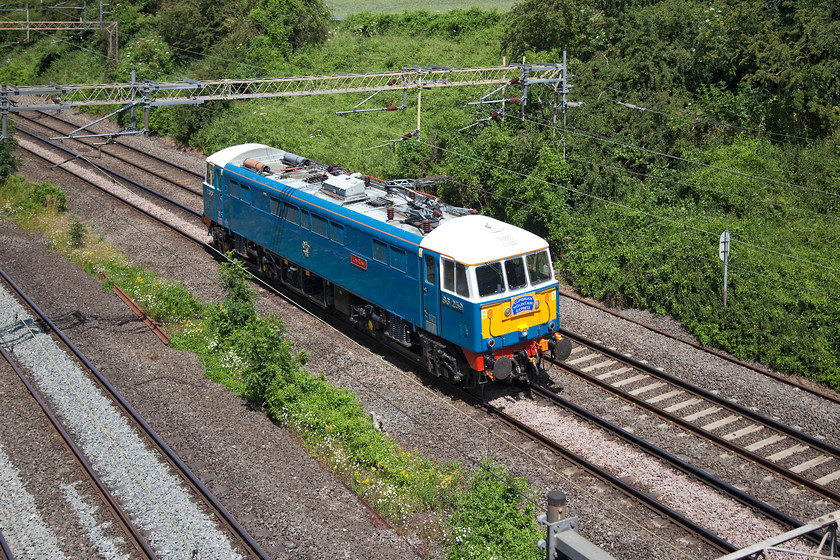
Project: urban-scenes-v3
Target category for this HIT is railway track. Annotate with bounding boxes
[0,338,158,559]
[0,530,12,560]
[13,112,204,215]
[549,330,840,505]
[0,266,270,560]
[530,382,822,537]
[558,290,840,407]
[15,128,209,245]
[12,114,837,557]
[462,384,741,554]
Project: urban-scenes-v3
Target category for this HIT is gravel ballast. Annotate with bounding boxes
[0,280,242,560]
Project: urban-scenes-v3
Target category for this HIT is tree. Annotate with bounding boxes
[156,0,230,56]
[501,0,585,60]
[247,0,330,58]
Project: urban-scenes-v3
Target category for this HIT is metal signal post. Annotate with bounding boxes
[719,230,730,307]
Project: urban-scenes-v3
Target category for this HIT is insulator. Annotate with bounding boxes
[401,132,413,140]
[422,220,431,233]
[509,76,521,85]
[507,97,521,103]
[364,176,371,186]
[432,208,442,218]
[386,78,398,86]
[489,112,500,119]
[386,206,395,220]
[385,106,398,111]
[470,209,478,215]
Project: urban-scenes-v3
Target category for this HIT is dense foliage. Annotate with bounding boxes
[446,463,543,560]
[1,0,838,388]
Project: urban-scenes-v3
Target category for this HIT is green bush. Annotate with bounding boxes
[69,220,86,247]
[1,177,68,215]
[28,181,68,211]
[446,462,543,560]
[114,32,175,82]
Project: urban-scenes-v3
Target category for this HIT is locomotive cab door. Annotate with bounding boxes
[213,166,225,227]
[421,251,440,335]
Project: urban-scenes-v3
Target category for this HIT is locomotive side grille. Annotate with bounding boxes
[387,312,408,344]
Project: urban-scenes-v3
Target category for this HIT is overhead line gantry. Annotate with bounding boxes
[1,62,571,139]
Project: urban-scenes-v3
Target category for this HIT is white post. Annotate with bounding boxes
[719,231,730,307]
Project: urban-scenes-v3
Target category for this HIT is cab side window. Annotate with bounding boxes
[442,257,469,297]
[206,163,215,186]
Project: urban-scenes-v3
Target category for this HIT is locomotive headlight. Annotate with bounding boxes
[521,327,528,337]
[534,299,540,309]
[504,307,511,317]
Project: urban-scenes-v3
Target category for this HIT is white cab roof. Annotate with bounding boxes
[420,214,548,265]
[206,143,288,167]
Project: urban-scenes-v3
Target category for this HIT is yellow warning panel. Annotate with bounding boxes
[481,288,556,338]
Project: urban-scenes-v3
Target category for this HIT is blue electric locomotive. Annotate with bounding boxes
[202,143,571,386]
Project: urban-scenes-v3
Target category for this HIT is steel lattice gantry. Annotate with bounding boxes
[0,63,569,138]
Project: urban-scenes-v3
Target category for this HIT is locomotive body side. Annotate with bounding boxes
[202,143,569,386]
[204,143,425,327]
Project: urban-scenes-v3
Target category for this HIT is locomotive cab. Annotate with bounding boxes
[419,215,571,384]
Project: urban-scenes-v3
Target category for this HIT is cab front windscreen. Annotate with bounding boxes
[475,250,554,298]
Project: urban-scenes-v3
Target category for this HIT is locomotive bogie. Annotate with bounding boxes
[202,143,568,386]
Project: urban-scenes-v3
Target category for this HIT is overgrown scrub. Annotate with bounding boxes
[69,220,86,247]
[341,9,502,39]
[0,175,67,216]
[100,259,203,324]
[0,138,20,182]
[0,174,76,241]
